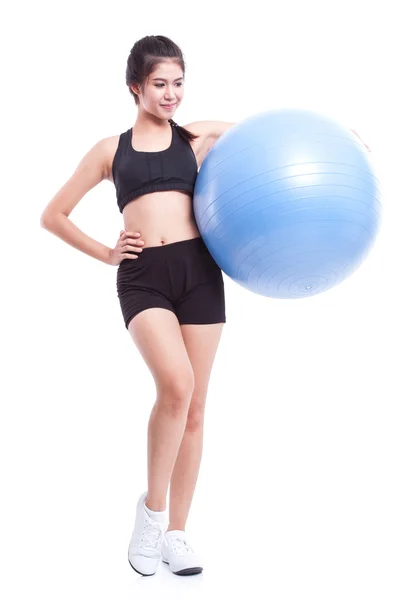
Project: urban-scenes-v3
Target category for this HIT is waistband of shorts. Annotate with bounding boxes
[128,236,208,262]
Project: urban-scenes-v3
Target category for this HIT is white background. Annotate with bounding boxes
[2,0,399,598]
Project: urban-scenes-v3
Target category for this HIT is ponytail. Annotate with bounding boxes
[168,118,199,143]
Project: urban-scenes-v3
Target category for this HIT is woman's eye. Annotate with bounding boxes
[155,83,183,88]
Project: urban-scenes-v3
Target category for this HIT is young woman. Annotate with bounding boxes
[40,34,371,579]
[40,35,235,577]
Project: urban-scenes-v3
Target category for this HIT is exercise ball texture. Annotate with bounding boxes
[193,109,383,299]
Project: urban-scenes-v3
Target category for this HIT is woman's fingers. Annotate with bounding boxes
[120,231,144,247]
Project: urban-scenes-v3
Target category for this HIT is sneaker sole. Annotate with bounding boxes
[128,555,157,577]
[162,558,203,576]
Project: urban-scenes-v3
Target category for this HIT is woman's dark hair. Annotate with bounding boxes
[126,35,199,144]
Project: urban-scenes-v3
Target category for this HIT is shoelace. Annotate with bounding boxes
[169,535,194,556]
[140,517,163,550]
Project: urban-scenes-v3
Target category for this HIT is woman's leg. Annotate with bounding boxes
[128,307,195,512]
[167,322,225,531]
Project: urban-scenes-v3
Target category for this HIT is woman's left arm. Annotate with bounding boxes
[186,121,371,153]
[212,123,372,153]
[183,121,236,142]
[206,121,236,141]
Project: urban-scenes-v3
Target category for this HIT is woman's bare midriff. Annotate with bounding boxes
[121,189,201,248]
[105,127,211,248]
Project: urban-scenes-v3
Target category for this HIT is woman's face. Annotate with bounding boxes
[136,61,184,121]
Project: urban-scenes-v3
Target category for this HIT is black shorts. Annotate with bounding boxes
[116,236,226,329]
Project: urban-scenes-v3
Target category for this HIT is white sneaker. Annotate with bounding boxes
[161,529,203,576]
[128,491,167,576]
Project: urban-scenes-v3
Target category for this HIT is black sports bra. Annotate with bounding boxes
[111,121,199,213]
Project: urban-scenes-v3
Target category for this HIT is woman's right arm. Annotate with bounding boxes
[40,138,113,265]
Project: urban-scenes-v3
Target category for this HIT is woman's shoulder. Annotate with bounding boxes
[98,132,127,183]
[181,121,209,138]
[181,120,236,141]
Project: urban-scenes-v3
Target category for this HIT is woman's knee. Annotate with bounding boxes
[156,369,195,414]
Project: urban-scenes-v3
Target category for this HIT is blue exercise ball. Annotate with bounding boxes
[193,108,383,299]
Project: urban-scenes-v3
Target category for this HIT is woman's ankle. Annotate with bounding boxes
[145,497,167,512]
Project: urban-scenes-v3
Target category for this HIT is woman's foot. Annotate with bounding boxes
[161,529,203,576]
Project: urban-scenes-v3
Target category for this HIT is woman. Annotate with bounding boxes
[40,35,235,577]
[40,34,371,579]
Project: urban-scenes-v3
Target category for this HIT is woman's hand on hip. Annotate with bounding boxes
[108,230,145,266]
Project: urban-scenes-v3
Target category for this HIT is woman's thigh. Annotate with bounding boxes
[181,323,224,410]
[128,307,195,398]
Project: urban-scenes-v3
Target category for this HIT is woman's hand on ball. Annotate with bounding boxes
[350,129,371,152]
[108,230,145,266]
